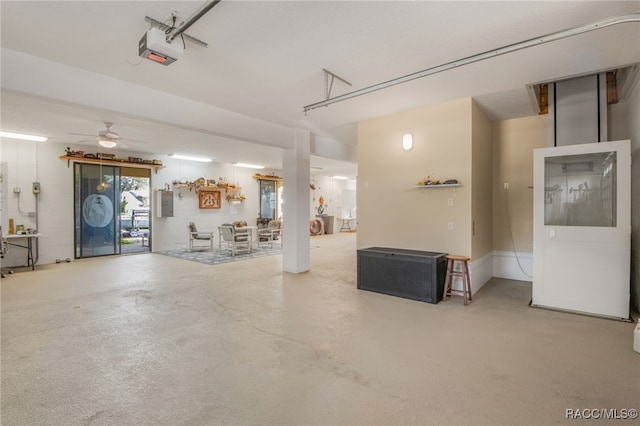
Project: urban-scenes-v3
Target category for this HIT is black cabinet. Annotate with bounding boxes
[357,247,447,304]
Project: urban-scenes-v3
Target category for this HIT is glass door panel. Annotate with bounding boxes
[259,180,277,220]
[74,163,120,258]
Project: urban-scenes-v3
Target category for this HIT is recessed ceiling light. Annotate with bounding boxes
[0,131,48,142]
[233,163,265,169]
[169,154,213,162]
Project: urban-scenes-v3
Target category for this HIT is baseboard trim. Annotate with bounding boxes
[493,250,533,282]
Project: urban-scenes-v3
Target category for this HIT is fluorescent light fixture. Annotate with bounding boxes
[169,154,212,163]
[331,175,349,180]
[98,139,117,148]
[402,133,413,151]
[233,163,264,169]
[0,131,47,142]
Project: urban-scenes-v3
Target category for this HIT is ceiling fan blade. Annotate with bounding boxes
[74,139,98,145]
[122,137,148,144]
[67,132,95,137]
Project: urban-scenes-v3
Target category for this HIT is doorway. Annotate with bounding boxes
[119,167,151,254]
[259,179,282,220]
[74,164,151,259]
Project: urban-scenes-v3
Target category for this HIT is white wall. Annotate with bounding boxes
[153,160,275,252]
[309,175,356,220]
[0,139,281,265]
[357,98,473,256]
[627,77,640,312]
[1,140,73,266]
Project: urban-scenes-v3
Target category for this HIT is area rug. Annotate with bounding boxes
[157,245,282,265]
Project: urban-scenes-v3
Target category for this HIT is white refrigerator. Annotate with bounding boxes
[532,140,631,320]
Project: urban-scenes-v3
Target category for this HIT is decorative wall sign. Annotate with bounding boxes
[198,190,221,209]
[82,194,114,227]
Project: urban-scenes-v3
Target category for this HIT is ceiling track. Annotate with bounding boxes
[167,0,221,43]
[144,16,208,47]
[303,13,640,114]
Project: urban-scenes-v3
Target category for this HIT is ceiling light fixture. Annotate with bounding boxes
[331,176,349,180]
[402,133,413,151]
[0,131,47,142]
[233,163,265,169]
[98,139,117,148]
[169,154,213,163]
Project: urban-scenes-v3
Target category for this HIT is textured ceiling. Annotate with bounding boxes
[1,1,639,175]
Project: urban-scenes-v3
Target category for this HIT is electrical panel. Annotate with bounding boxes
[156,190,174,217]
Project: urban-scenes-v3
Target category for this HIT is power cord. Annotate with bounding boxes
[505,186,533,279]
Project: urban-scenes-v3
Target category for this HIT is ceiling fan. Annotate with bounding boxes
[68,122,146,149]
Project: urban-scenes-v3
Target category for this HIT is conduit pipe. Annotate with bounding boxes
[303,13,640,113]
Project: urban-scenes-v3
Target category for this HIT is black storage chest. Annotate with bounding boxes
[357,247,447,304]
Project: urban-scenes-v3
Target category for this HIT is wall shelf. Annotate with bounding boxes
[59,155,164,174]
[173,183,242,193]
[253,174,282,182]
[412,184,462,189]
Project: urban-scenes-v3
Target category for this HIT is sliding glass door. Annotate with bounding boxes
[74,163,120,258]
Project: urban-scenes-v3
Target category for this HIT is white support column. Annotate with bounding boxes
[282,129,311,273]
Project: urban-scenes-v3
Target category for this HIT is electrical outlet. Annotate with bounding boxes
[33,182,41,194]
[448,198,454,207]
[448,222,454,230]
[503,182,509,190]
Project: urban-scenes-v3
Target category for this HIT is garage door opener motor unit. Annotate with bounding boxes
[139,27,184,65]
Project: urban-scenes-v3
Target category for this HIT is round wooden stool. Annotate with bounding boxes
[442,255,472,305]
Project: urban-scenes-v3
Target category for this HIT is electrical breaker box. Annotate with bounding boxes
[156,190,174,217]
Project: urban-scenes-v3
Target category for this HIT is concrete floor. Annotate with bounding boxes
[2,232,639,425]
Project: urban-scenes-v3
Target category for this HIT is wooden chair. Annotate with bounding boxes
[187,222,214,251]
[442,255,472,305]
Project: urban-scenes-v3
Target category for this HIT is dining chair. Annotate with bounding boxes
[187,222,214,251]
[218,225,251,256]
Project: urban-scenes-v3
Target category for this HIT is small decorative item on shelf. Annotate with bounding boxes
[416,175,440,186]
[415,176,460,187]
[216,177,229,188]
[226,194,246,203]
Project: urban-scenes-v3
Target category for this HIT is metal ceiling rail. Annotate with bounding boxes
[303,13,640,114]
[144,16,208,48]
[167,0,221,43]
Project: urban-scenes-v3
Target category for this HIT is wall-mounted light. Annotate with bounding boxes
[402,133,413,151]
[233,163,265,169]
[169,153,213,163]
[0,130,48,142]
